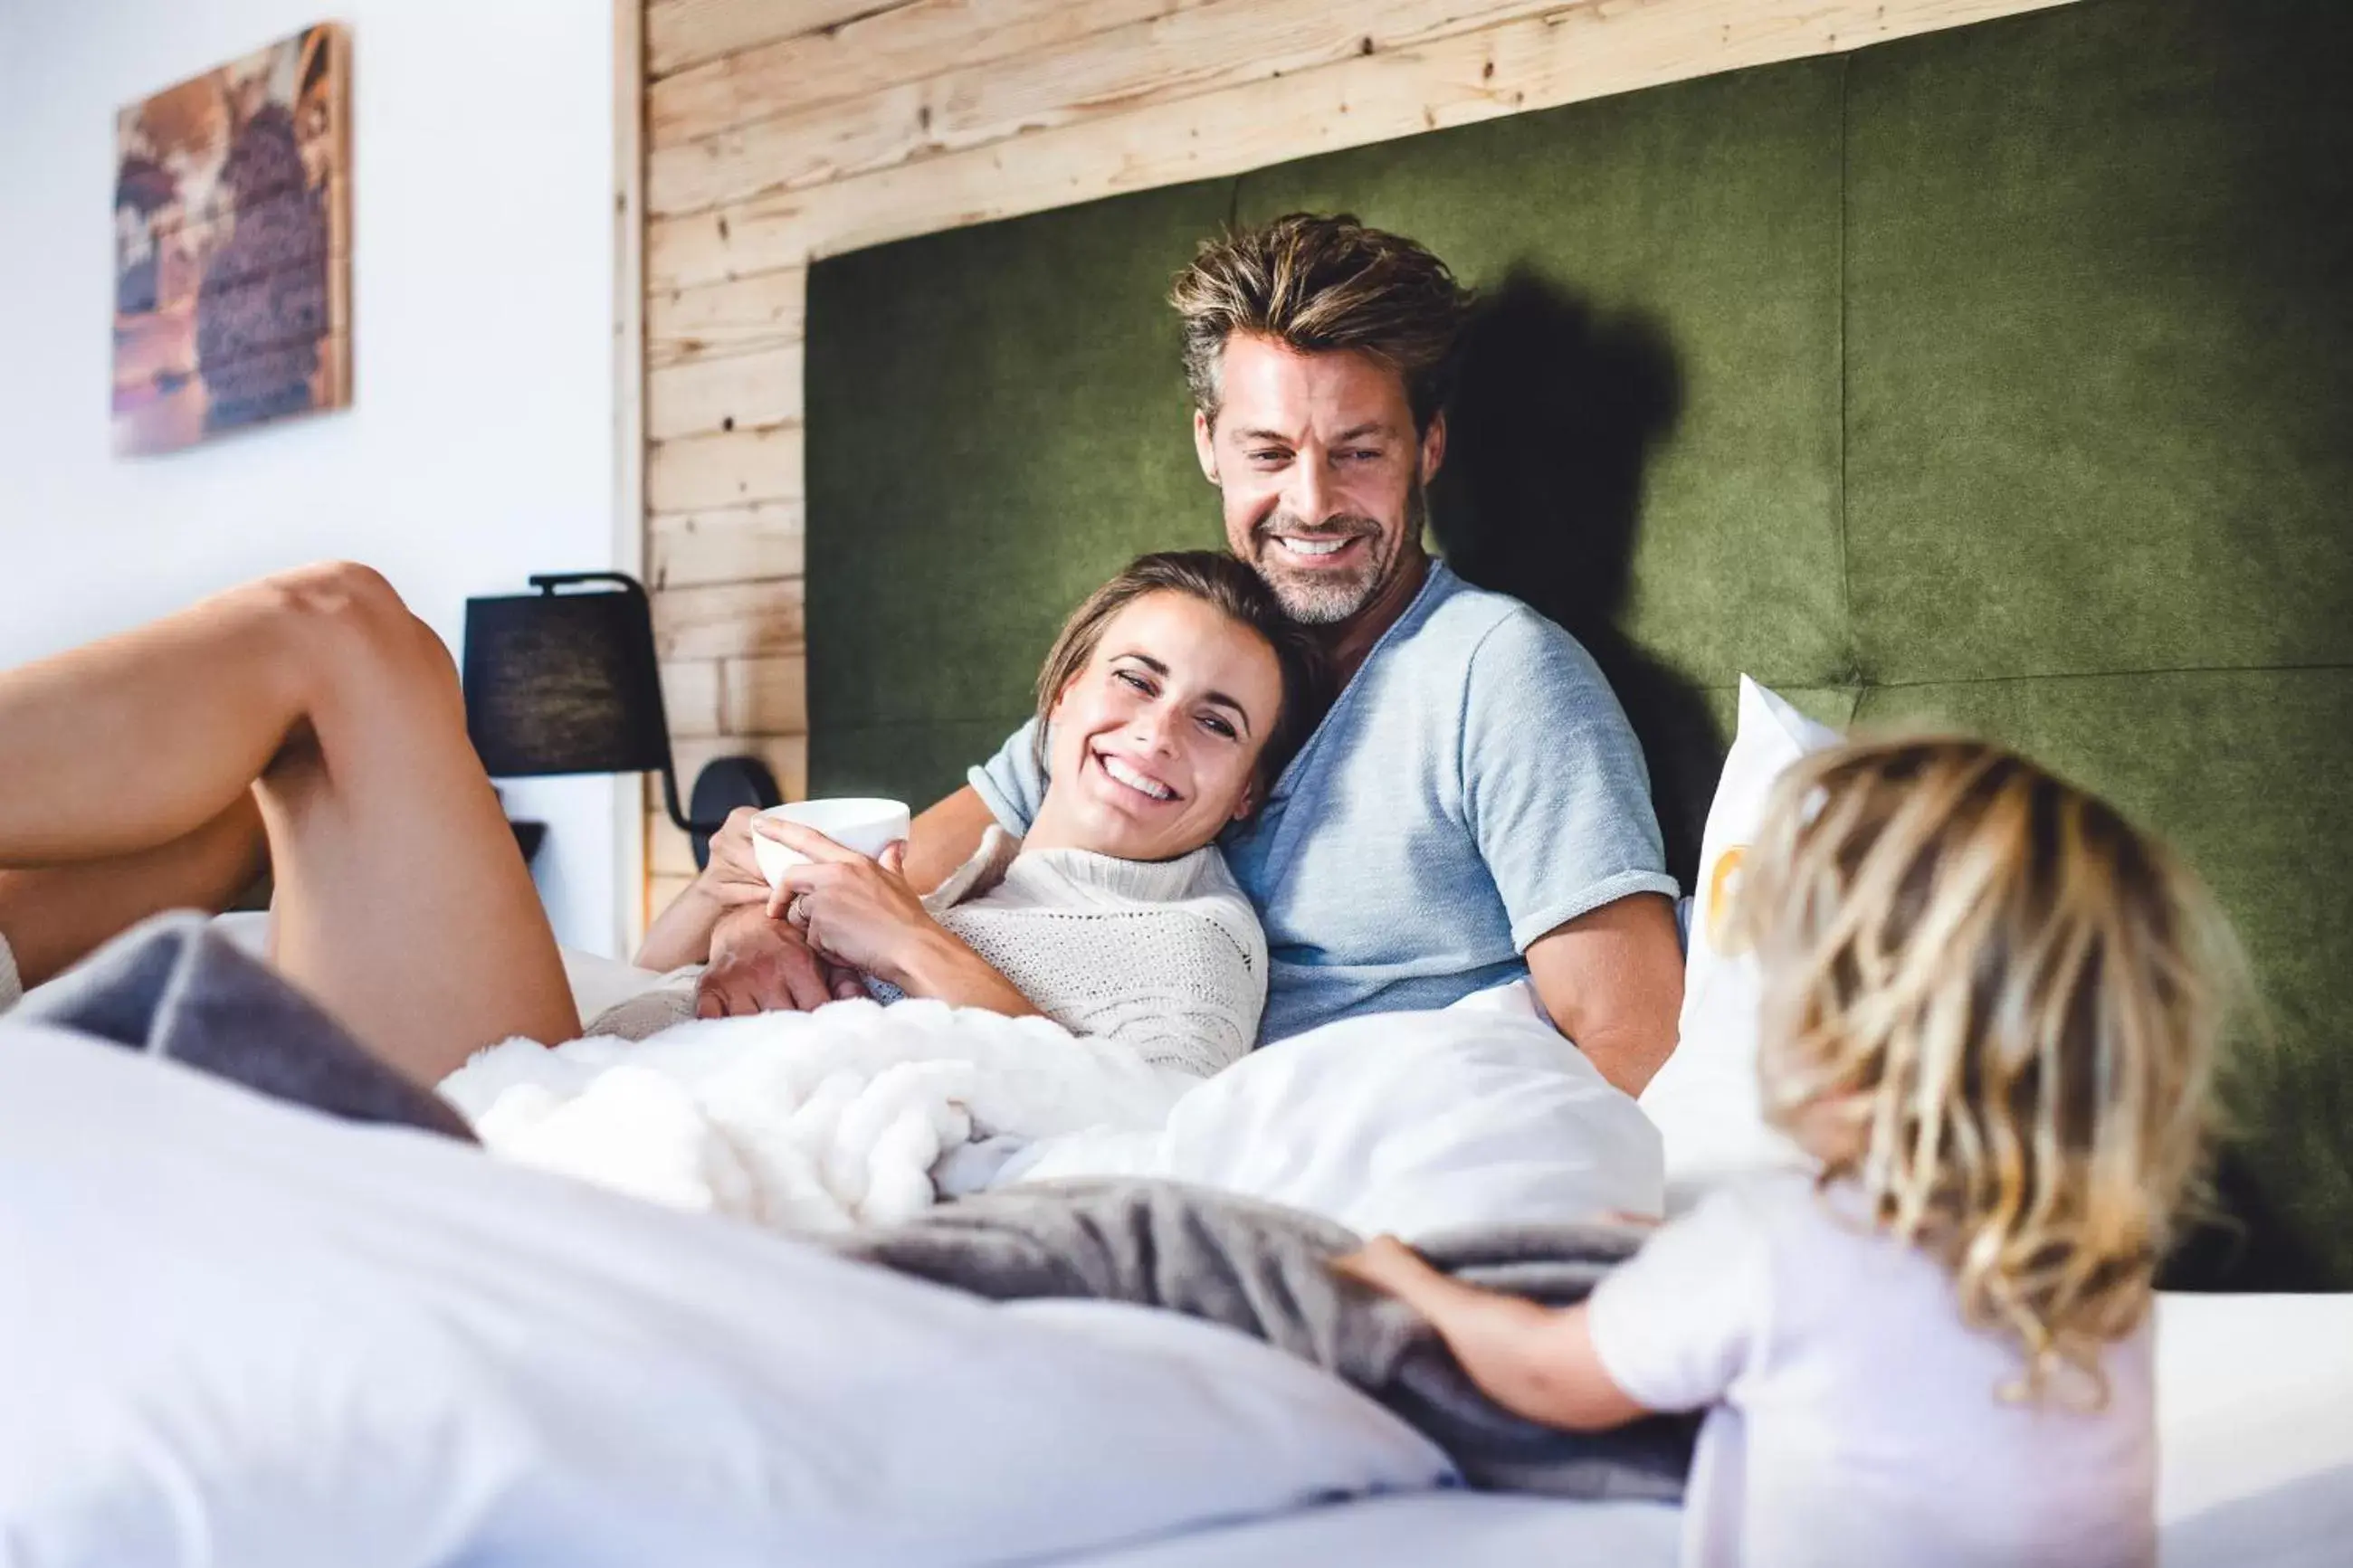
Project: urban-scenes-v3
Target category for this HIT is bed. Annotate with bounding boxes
[7,0,2349,1562]
[4,1026,2348,1567]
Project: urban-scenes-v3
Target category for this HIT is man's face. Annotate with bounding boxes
[1193,332,1445,626]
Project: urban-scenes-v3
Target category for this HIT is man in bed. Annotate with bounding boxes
[692,214,1685,1098]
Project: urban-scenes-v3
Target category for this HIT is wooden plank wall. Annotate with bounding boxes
[628,0,2078,923]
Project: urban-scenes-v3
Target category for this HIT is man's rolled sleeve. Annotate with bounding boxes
[967,717,1048,836]
[1460,612,1680,953]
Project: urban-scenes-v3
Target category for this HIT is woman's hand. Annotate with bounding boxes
[633,807,781,972]
[760,818,1043,1020]
[759,819,935,985]
[698,806,780,911]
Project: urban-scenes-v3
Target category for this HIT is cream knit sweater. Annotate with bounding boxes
[590,830,1267,1078]
[0,930,19,1014]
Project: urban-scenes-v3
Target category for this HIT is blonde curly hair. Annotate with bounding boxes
[1730,736,2243,1405]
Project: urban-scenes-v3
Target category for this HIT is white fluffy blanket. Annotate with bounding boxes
[438,999,1194,1231]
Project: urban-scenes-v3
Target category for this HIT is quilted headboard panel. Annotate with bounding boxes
[805,0,2353,1286]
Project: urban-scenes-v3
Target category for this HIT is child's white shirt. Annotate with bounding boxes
[1587,1173,2155,1568]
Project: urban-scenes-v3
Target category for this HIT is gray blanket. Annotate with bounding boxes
[820,1178,1696,1501]
[14,912,472,1139]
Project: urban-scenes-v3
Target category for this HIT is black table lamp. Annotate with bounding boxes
[462,572,780,869]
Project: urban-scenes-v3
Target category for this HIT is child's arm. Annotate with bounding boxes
[1331,1235,1652,1433]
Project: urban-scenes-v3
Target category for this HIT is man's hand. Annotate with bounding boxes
[694,903,863,1018]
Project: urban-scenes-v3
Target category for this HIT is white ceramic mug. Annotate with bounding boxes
[751,797,912,890]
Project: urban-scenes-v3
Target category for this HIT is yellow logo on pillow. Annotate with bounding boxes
[1706,845,1751,954]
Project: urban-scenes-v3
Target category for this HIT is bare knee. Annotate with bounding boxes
[248,562,458,717]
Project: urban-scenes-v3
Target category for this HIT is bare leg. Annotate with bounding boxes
[0,794,267,990]
[0,563,578,1079]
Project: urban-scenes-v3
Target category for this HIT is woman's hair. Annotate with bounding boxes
[1031,551,1327,809]
[1170,213,1470,433]
[1729,736,2243,1405]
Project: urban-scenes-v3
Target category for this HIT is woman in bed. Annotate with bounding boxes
[0,552,1319,1088]
[596,551,1324,1076]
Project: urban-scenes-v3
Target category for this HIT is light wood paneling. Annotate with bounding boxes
[649,0,1604,218]
[647,340,804,439]
[725,653,811,735]
[649,0,2077,290]
[649,499,805,589]
[647,423,803,511]
[660,657,724,736]
[648,0,907,78]
[653,577,806,660]
[648,266,805,368]
[650,0,1193,146]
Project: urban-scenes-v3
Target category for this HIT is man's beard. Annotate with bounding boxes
[1246,482,1424,626]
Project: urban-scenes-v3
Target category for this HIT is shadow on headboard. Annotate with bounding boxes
[1434,271,1718,888]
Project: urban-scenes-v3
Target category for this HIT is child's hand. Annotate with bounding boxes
[1329,1234,1435,1297]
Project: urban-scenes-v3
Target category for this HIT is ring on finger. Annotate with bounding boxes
[786,891,813,928]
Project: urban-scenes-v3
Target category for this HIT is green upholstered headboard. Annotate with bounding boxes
[805,0,2353,1288]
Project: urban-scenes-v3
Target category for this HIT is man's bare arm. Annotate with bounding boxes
[900,785,1001,894]
[1523,891,1683,1098]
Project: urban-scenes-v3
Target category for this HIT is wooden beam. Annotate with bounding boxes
[649,499,805,589]
[647,0,914,79]
[653,577,806,660]
[648,0,1609,218]
[650,0,2081,288]
[650,0,1193,147]
[647,423,803,512]
[648,266,805,369]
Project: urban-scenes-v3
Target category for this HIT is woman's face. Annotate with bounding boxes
[1037,591,1284,861]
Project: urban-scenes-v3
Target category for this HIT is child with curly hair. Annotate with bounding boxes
[1338,736,2243,1568]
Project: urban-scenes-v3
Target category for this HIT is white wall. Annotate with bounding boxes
[0,0,627,953]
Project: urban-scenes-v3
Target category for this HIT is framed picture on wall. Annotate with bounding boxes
[111,24,350,457]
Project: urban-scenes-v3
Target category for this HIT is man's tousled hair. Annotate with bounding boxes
[1170,214,1470,432]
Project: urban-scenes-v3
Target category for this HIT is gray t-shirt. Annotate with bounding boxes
[971,562,1675,1044]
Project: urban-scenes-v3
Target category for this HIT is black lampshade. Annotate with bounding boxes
[461,572,781,870]
[463,574,672,779]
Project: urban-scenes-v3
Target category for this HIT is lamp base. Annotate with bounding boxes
[687,756,783,870]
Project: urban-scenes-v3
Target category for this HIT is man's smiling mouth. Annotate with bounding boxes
[1269,534,1365,564]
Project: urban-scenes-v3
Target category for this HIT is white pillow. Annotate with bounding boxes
[1014,992,1666,1236]
[0,1025,1451,1567]
[1639,675,1839,1206]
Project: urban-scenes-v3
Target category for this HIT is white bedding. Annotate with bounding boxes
[2,1027,2347,1567]
[439,971,1662,1240]
[440,998,1196,1231]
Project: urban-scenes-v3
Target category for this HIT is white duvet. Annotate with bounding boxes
[438,978,1664,1239]
[441,999,1197,1231]
[0,1027,1452,1568]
